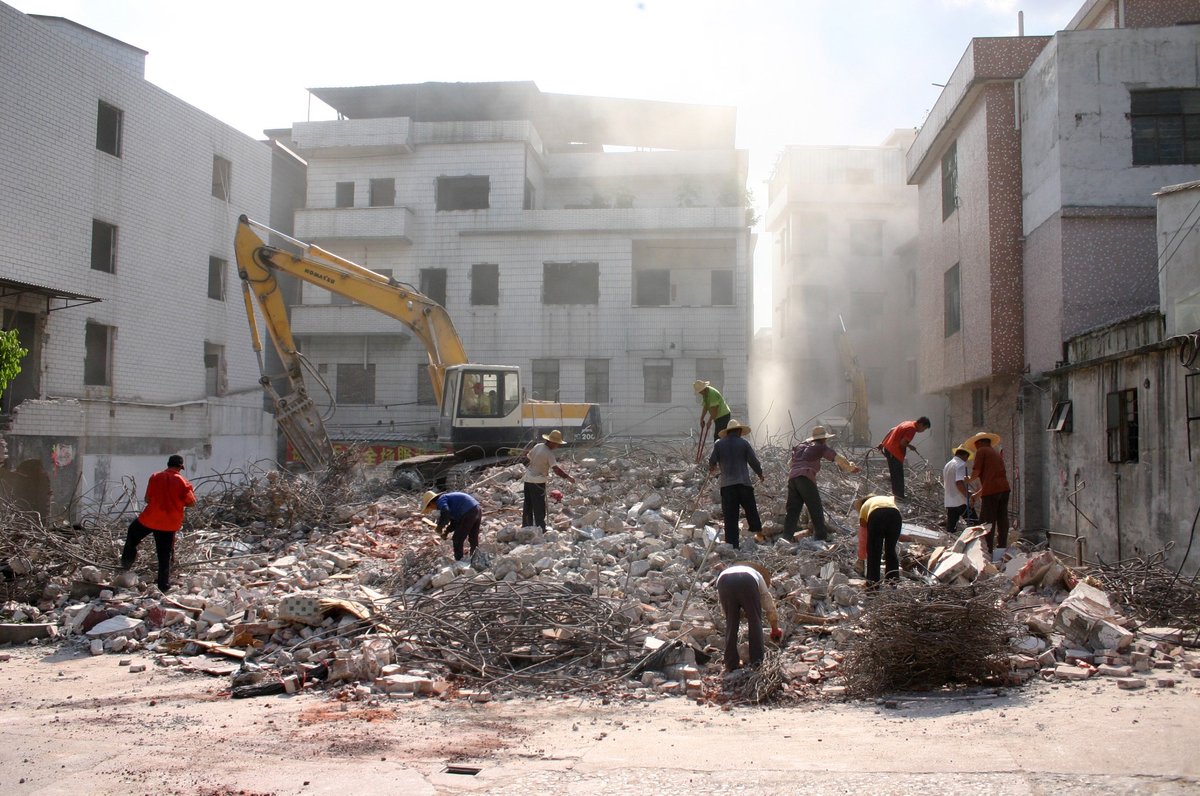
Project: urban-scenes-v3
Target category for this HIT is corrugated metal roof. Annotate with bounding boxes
[0,276,101,312]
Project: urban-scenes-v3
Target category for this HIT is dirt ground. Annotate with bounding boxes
[1,643,1198,796]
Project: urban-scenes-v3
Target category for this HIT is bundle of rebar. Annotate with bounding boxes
[378,579,641,693]
[1087,549,1200,632]
[839,581,1013,698]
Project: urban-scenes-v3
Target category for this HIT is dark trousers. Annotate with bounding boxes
[883,449,906,499]
[718,571,763,670]
[713,413,731,441]
[945,504,970,535]
[719,483,761,549]
[980,491,1011,551]
[449,505,482,561]
[522,481,547,529]
[121,519,176,591]
[784,475,827,540]
[866,507,903,585]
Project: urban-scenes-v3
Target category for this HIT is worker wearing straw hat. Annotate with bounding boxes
[966,432,1009,553]
[783,425,860,542]
[943,444,975,535]
[694,379,731,441]
[707,419,764,549]
[521,429,575,531]
[714,561,782,671]
[421,490,482,562]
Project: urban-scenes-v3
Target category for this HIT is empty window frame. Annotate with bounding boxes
[1130,89,1200,166]
[543,262,599,305]
[212,155,232,201]
[470,263,499,306]
[335,181,355,208]
[524,179,536,210]
[585,358,609,404]
[971,386,986,427]
[532,359,560,401]
[369,178,395,207]
[643,359,673,403]
[84,321,114,386]
[695,358,724,392]
[208,257,226,301]
[436,176,489,211]
[941,142,958,220]
[635,269,670,307]
[711,270,734,306]
[420,268,447,307]
[1106,388,1139,463]
[944,264,961,337]
[204,342,226,397]
[416,364,437,406]
[91,219,117,273]
[96,101,123,157]
[849,219,884,256]
[1048,400,1073,432]
[337,363,376,404]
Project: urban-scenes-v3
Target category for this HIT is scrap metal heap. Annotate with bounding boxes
[1,433,1197,705]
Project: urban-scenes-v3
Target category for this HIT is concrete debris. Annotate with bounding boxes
[1,441,1197,707]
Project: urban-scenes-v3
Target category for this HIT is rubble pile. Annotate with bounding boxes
[1085,548,1200,634]
[840,581,1014,698]
[1,438,1197,705]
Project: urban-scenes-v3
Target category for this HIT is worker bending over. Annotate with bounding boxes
[855,494,903,586]
[422,490,482,562]
[715,562,782,671]
[877,416,931,500]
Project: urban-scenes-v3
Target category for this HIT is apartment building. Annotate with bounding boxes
[0,4,284,516]
[908,0,1200,566]
[762,132,944,450]
[272,81,753,456]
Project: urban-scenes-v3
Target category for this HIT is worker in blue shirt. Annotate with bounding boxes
[421,490,482,561]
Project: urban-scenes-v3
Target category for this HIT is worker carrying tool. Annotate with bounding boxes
[694,379,732,442]
[521,429,575,531]
[783,425,861,542]
[714,561,782,672]
[877,416,931,501]
[421,490,482,562]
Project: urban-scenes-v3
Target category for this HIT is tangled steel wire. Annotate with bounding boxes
[1087,548,1200,633]
[379,579,642,693]
[840,581,1014,698]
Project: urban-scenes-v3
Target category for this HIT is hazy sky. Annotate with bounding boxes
[12,0,1081,328]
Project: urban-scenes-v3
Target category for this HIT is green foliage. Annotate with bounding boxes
[0,329,28,398]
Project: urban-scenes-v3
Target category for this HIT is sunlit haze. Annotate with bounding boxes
[11,0,1079,330]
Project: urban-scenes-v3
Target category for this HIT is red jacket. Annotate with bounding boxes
[880,421,919,461]
[137,469,196,532]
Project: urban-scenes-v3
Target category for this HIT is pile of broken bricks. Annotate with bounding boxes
[0,442,1196,704]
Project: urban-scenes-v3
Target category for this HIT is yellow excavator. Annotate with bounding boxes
[234,216,601,471]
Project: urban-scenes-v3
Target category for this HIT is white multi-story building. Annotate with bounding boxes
[273,81,753,457]
[0,4,285,516]
[761,132,944,450]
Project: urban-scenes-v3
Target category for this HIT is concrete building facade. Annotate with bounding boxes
[272,82,753,455]
[909,0,1200,563]
[0,4,283,517]
[762,132,944,451]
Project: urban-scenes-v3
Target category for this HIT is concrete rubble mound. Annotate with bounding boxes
[1,439,1197,705]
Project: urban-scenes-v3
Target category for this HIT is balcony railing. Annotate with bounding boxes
[294,206,414,243]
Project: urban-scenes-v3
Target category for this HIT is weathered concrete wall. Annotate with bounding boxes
[1158,183,1200,338]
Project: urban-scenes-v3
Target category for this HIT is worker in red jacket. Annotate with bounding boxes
[119,455,196,593]
[877,416,930,500]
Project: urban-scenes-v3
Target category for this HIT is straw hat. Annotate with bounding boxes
[420,490,440,514]
[952,444,972,458]
[805,425,836,442]
[964,432,1001,453]
[692,379,710,394]
[717,419,751,438]
[542,429,565,444]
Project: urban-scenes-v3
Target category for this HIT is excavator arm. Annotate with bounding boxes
[234,216,470,469]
